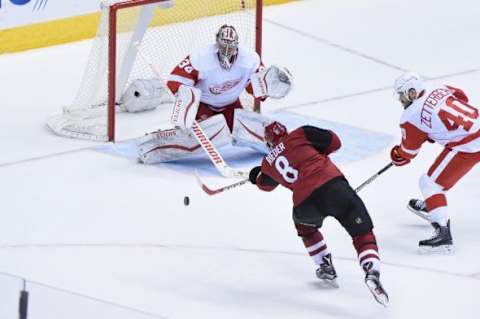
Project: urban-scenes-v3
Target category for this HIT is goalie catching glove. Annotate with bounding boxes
[121,78,172,113]
[251,65,293,99]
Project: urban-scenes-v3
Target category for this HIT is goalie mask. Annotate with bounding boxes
[216,24,239,70]
[394,72,425,108]
[264,121,288,148]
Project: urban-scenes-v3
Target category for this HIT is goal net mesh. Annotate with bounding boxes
[47,0,259,141]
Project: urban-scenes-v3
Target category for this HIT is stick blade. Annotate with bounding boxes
[194,170,249,196]
[194,170,222,195]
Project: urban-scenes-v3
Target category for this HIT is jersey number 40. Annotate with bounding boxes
[438,96,479,132]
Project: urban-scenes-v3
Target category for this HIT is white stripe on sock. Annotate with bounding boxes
[358,249,379,260]
[306,240,326,253]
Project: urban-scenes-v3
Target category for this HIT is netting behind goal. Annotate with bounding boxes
[47,0,262,141]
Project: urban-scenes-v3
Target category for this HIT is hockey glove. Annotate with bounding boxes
[249,166,262,184]
[390,145,410,166]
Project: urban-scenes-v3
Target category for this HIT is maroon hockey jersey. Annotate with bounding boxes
[256,126,343,207]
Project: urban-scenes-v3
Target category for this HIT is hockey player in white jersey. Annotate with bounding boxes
[137,24,292,164]
[389,72,480,253]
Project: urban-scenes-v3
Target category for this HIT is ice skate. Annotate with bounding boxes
[315,253,338,288]
[363,262,389,307]
[407,198,429,221]
[419,220,453,254]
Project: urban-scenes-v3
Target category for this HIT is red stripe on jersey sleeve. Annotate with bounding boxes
[167,55,199,95]
[167,81,182,95]
[399,122,429,159]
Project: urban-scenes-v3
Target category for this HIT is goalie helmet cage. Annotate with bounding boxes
[47,0,263,142]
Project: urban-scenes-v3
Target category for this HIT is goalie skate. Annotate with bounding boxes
[315,254,339,288]
[418,220,454,255]
[407,198,430,221]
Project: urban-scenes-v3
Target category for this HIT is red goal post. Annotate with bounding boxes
[47,0,263,142]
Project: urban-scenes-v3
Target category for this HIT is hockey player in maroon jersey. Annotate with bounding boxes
[390,72,480,254]
[249,121,389,306]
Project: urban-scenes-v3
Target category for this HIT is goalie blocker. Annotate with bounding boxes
[170,84,202,129]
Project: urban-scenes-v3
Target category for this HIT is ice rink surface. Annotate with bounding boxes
[1,0,480,318]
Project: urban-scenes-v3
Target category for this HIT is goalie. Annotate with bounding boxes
[137,24,293,164]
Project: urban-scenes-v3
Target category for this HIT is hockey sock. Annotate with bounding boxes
[353,231,381,272]
[295,223,329,266]
[425,194,448,226]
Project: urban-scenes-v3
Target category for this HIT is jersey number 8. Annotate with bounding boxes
[275,156,298,183]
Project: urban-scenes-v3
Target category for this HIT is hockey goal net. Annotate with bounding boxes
[47,0,263,142]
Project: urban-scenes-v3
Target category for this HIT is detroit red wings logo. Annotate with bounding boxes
[209,78,242,95]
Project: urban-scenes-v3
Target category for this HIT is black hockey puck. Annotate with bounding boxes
[184,196,190,206]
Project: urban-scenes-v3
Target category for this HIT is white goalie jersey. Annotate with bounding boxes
[167,44,261,110]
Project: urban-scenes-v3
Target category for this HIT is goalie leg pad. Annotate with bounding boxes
[232,108,271,154]
[170,84,201,129]
[138,114,232,164]
[251,65,293,99]
[121,78,173,113]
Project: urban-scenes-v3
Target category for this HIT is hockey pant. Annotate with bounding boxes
[293,177,381,272]
[420,148,480,225]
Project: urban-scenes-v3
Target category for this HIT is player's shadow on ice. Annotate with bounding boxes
[308,281,340,290]
[402,222,431,230]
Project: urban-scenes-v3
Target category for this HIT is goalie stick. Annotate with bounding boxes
[194,170,250,196]
[134,42,248,178]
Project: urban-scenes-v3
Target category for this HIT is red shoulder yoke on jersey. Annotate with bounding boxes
[446,85,469,103]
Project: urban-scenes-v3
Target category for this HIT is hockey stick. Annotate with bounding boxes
[354,162,394,193]
[196,160,394,196]
[134,43,248,178]
[189,121,248,178]
[194,170,250,196]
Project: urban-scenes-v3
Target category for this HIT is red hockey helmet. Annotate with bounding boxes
[264,121,288,148]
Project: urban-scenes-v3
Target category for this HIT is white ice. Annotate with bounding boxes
[1,0,480,318]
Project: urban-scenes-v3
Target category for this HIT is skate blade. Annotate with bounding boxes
[365,280,389,307]
[418,244,454,255]
[407,205,430,222]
